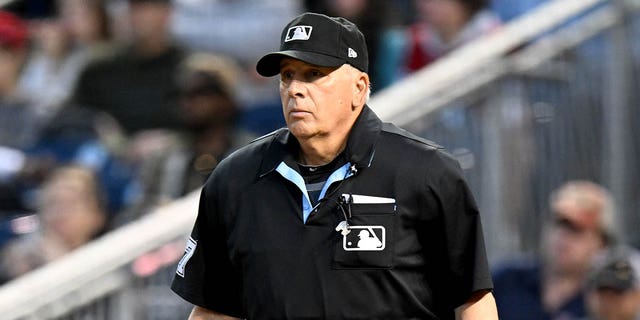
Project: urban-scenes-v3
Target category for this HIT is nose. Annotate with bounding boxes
[286,79,306,98]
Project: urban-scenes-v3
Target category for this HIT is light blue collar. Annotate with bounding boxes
[275,161,354,223]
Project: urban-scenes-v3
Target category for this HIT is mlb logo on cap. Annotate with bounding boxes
[285,26,312,42]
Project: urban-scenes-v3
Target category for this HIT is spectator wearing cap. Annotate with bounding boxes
[493,180,619,320]
[585,249,640,320]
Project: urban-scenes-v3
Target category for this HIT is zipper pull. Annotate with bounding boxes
[336,194,352,235]
[340,194,353,219]
[335,220,350,236]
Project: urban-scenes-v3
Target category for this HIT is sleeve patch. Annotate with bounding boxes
[176,237,197,277]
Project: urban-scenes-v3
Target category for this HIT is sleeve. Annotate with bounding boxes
[170,183,244,317]
[426,151,494,314]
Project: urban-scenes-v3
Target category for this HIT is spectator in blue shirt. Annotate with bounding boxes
[493,180,619,320]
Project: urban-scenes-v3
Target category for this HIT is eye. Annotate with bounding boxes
[280,70,294,82]
[306,69,324,81]
[282,70,293,79]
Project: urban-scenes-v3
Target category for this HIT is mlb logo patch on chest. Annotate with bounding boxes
[342,225,386,251]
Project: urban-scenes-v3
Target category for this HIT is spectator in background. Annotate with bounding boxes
[16,9,78,116]
[73,0,188,135]
[172,53,255,187]
[59,0,116,63]
[0,8,135,226]
[0,165,108,284]
[376,0,501,90]
[0,10,45,215]
[6,0,115,118]
[493,180,619,320]
[170,0,301,136]
[303,0,402,93]
[117,52,255,223]
[0,10,39,148]
[584,249,640,320]
[124,52,255,291]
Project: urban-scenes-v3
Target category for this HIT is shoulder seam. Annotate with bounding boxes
[380,123,444,150]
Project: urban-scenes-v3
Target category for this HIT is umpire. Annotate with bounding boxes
[171,12,498,320]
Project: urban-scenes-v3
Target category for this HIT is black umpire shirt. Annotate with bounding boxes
[171,105,493,319]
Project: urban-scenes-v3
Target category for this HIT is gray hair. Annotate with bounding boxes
[550,180,619,244]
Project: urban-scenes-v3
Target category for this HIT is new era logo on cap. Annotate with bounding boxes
[348,48,357,58]
[285,26,312,42]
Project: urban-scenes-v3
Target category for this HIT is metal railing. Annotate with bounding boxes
[0,192,199,319]
[0,0,638,318]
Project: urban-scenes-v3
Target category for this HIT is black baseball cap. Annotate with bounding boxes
[589,258,638,291]
[256,12,368,77]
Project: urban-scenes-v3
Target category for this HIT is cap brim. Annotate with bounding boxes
[256,50,345,77]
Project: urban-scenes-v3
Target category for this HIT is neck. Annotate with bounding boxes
[295,105,364,166]
[134,36,171,58]
[298,135,348,166]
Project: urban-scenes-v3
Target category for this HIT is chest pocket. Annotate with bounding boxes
[332,200,397,269]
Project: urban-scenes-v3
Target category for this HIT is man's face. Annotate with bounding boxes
[544,200,605,274]
[129,2,171,42]
[279,58,361,141]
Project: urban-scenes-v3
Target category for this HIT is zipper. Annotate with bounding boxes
[307,164,358,223]
[334,193,353,235]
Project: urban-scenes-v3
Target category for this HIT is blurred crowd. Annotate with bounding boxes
[0,0,567,288]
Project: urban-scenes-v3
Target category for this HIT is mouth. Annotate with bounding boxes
[288,108,311,118]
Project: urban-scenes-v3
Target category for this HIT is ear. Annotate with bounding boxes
[352,71,370,110]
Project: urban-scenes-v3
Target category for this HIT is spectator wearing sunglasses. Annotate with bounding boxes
[492,180,619,320]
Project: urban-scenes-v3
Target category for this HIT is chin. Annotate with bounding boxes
[287,123,314,139]
[289,130,315,141]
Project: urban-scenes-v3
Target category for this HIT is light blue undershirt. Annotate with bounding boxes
[275,161,354,223]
